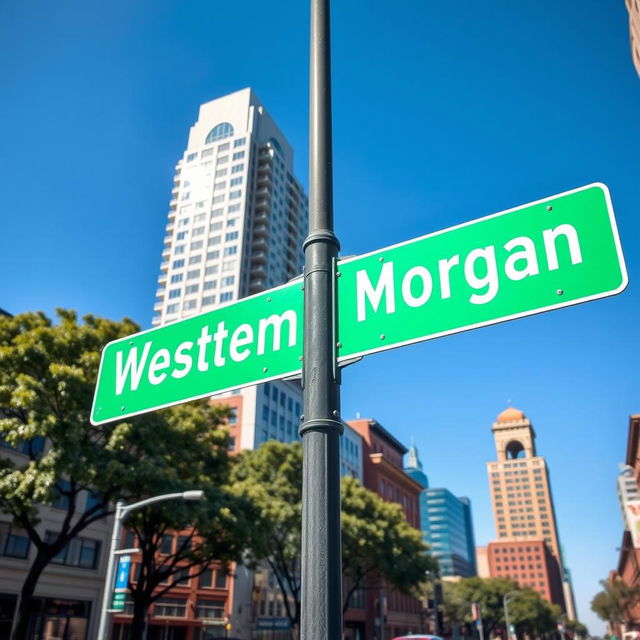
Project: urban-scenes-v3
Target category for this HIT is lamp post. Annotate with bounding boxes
[503,591,520,640]
[96,490,204,640]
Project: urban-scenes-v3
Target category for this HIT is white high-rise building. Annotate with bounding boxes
[153,87,308,327]
[152,88,310,452]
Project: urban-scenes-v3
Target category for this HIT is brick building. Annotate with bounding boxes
[345,418,425,640]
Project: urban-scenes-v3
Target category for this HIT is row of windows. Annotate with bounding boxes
[121,596,225,619]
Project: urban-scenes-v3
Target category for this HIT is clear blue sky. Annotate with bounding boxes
[1,0,638,633]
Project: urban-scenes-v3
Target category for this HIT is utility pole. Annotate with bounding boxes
[299,0,343,639]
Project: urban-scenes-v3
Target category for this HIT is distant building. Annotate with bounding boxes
[0,441,110,639]
[404,442,477,578]
[626,0,640,76]
[486,407,574,616]
[613,414,640,638]
[346,418,424,640]
[475,546,490,578]
[487,539,565,607]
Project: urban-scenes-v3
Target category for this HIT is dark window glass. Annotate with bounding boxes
[214,571,227,589]
[199,569,213,588]
[160,535,173,554]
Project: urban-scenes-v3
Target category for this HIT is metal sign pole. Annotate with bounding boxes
[300,0,343,638]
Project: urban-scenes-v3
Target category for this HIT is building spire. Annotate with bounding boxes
[406,438,422,471]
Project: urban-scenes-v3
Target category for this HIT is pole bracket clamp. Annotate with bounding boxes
[299,418,344,437]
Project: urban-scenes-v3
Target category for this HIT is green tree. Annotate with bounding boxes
[230,440,304,633]
[341,475,436,613]
[592,577,640,628]
[123,403,258,638]
[0,310,249,640]
[442,577,560,638]
[230,441,437,635]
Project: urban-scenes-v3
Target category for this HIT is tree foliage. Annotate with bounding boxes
[121,401,259,638]
[341,475,436,612]
[592,577,640,627]
[230,441,436,634]
[230,440,304,631]
[442,577,561,638]
[0,310,252,640]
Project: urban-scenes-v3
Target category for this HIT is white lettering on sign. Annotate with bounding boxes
[113,310,299,396]
[356,261,395,322]
[257,311,297,355]
[355,224,583,321]
[116,342,152,395]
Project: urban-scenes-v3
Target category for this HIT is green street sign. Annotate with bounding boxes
[91,183,626,425]
[111,592,126,611]
[91,280,303,425]
[335,183,627,360]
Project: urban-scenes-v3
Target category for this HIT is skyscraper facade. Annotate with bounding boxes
[153,87,308,327]
[486,407,575,616]
[404,444,477,578]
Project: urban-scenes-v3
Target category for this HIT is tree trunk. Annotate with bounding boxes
[10,551,51,640]
[130,596,149,640]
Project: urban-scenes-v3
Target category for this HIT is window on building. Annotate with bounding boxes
[205,123,234,144]
[232,151,245,161]
[166,304,179,314]
[190,240,203,251]
[234,138,246,147]
[186,153,197,162]
[217,156,229,164]
[229,190,242,200]
[228,203,241,212]
[187,269,200,280]
[223,246,237,256]
[1,524,30,559]
[172,259,185,269]
[185,284,199,294]
[188,256,202,265]
[196,599,225,620]
[220,292,233,302]
[154,597,187,618]
[46,531,100,569]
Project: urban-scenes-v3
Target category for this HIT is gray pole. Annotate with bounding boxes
[97,501,124,640]
[300,0,343,638]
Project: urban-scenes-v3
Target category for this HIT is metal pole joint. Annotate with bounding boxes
[299,418,344,437]
[303,229,340,252]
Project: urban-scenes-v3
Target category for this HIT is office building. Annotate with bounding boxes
[487,540,564,606]
[486,407,574,616]
[611,414,640,639]
[404,443,477,578]
[346,418,424,640]
[0,440,111,639]
[626,0,640,76]
[151,86,309,457]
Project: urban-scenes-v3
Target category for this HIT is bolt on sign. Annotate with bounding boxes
[91,183,627,425]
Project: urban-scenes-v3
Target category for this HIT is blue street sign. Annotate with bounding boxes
[115,555,131,591]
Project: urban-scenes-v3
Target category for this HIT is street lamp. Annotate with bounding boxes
[503,590,521,640]
[96,490,204,640]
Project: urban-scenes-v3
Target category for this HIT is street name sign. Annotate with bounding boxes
[334,182,627,361]
[91,279,304,425]
[91,183,626,425]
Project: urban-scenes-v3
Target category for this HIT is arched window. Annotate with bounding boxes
[206,122,234,144]
[505,440,525,459]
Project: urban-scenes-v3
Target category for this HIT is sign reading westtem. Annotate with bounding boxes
[91,183,626,425]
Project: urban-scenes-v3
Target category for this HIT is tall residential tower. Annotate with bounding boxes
[152,88,309,454]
